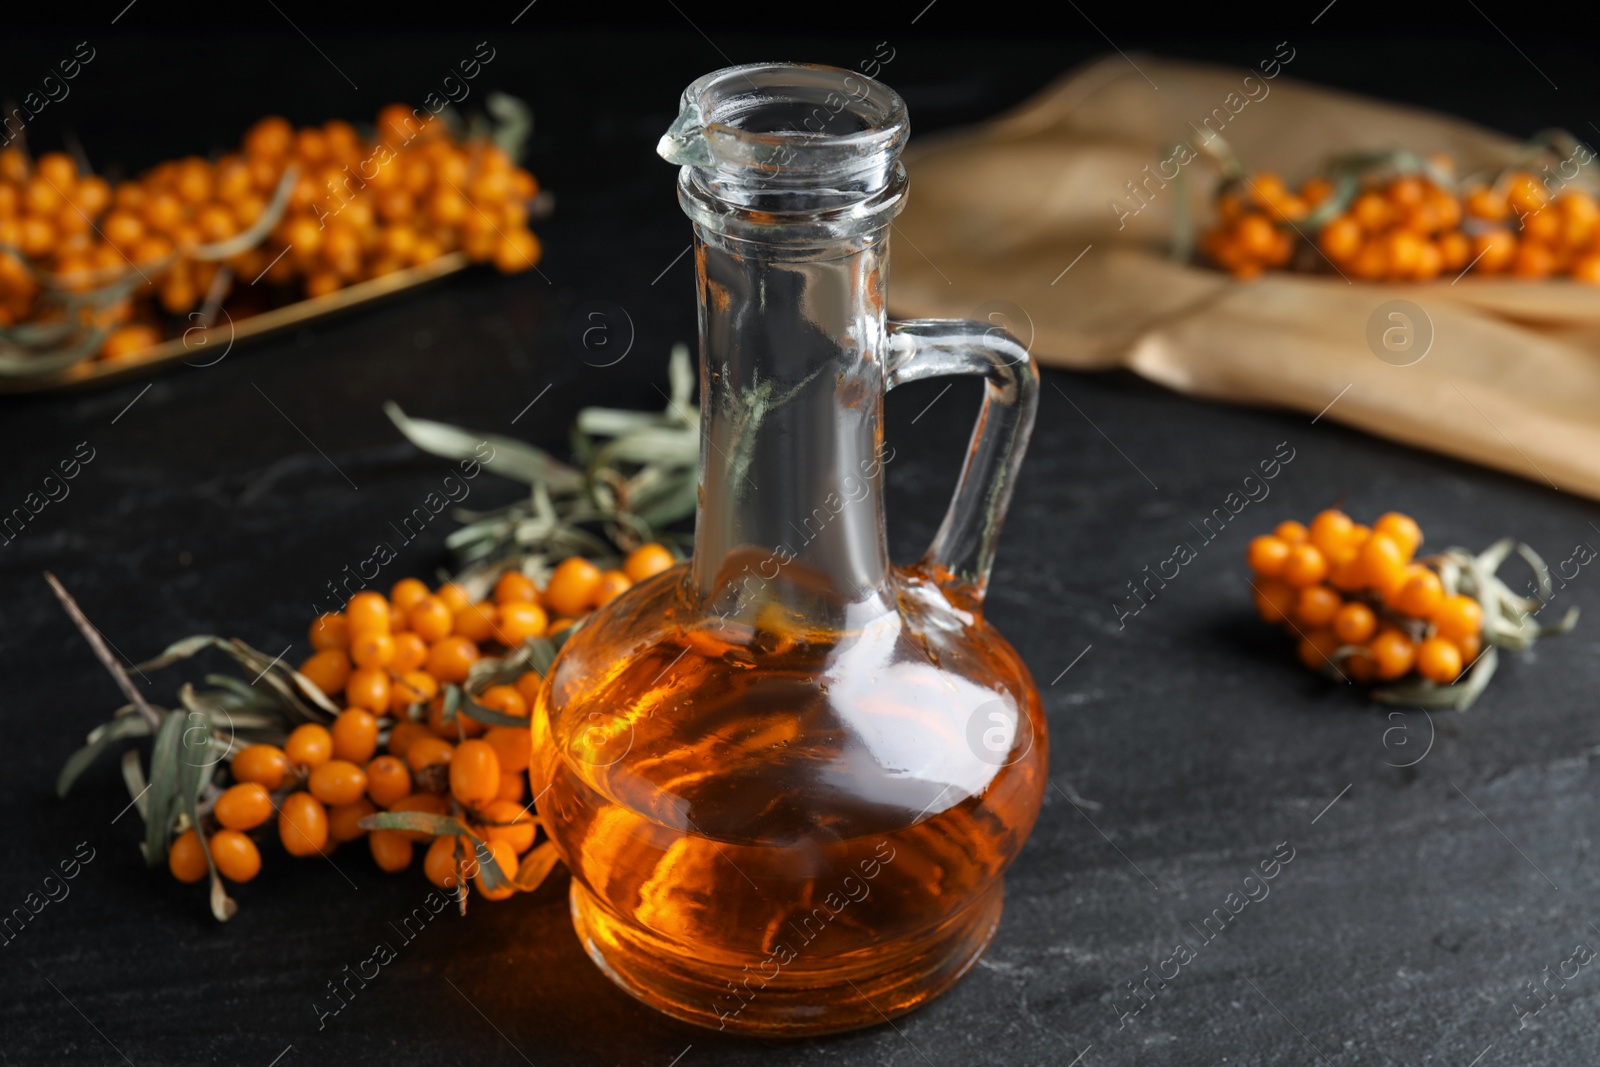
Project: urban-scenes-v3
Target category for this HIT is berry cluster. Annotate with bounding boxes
[1202,163,1600,283]
[0,104,541,363]
[1248,510,1483,686]
[166,545,676,898]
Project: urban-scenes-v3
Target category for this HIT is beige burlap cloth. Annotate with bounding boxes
[888,55,1600,498]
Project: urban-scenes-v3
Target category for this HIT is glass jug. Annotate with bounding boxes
[533,62,1045,1036]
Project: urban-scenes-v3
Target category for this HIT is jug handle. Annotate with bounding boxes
[886,319,1039,613]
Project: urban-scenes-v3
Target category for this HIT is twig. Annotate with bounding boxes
[45,572,162,730]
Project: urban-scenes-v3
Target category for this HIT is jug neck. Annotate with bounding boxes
[686,226,895,618]
[662,63,912,622]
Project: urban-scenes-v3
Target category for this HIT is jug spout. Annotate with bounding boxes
[657,62,909,217]
[656,102,714,167]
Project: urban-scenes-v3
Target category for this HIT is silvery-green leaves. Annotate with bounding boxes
[1369,538,1578,711]
[386,343,698,583]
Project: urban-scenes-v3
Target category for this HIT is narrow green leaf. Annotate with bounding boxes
[119,750,149,824]
[359,811,474,837]
[384,402,585,492]
[459,697,529,728]
[57,716,151,797]
[204,674,280,710]
[136,634,226,672]
[523,637,557,677]
[470,837,511,892]
[143,710,189,867]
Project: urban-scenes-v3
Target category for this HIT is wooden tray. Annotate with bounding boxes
[0,252,470,394]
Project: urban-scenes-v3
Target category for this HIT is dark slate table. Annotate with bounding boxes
[4,22,1599,1067]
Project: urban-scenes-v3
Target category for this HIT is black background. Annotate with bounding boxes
[3,7,1599,1067]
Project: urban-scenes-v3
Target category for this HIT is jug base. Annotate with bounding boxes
[570,878,1006,1036]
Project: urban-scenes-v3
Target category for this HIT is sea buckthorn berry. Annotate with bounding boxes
[494,571,539,606]
[1296,630,1341,672]
[477,684,528,720]
[452,601,499,643]
[1282,544,1329,588]
[1392,566,1444,617]
[1327,556,1367,593]
[309,759,369,806]
[476,838,519,901]
[1434,594,1484,641]
[386,721,432,761]
[1334,524,1370,566]
[389,793,449,841]
[1374,512,1422,555]
[625,543,676,583]
[1510,241,1556,279]
[366,755,412,807]
[484,726,531,773]
[329,797,376,843]
[497,771,525,803]
[1235,214,1276,258]
[1332,602,1378,645]
[514,670,543,709]
[231,744,290,789]
[1319,216,1362,263]
[279,792,330,856]
[425,834,467,889]
[309,612,349,651]
[1465,185,1506,220]
[169,829,209,883]
[409,596,453,641]
[392,632,429,674]
[392,670,440,715]
[1369,629,1415,681]
[1253,579,1296,624]
[390,577,431,614]
[350,631,395,670]
[407,736,454,772]
[436,582,472,614]
[1573,254,1600,285]
[595,566,630,607]
[389,602,410,633]
[1273,521,1309,545]
[214,782,273,830]
[1359,533,1409,596]
[209,829,262,883]
[495,601,547,645]
[427,635,480,684]
[346,667,392,713]
[1470,229,1516,274]
[450,739,502,805]
[285,723,334,769]
[1352,191,1390,231]
[1345,648,1377,684]
[479,799,536,853]
[544,557,602,617]
[1294,586,1342,628]
[1416,636,1463,684]
[299,649,352,696]
[331,708,379,763]
[1438,231,1471,272]
[428,693,485,739]
[1309,510,1354,560]
[1453,632,1483,664]
[1247,535,1291,577]
[369,829,414,872]
[345,591,390,635]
